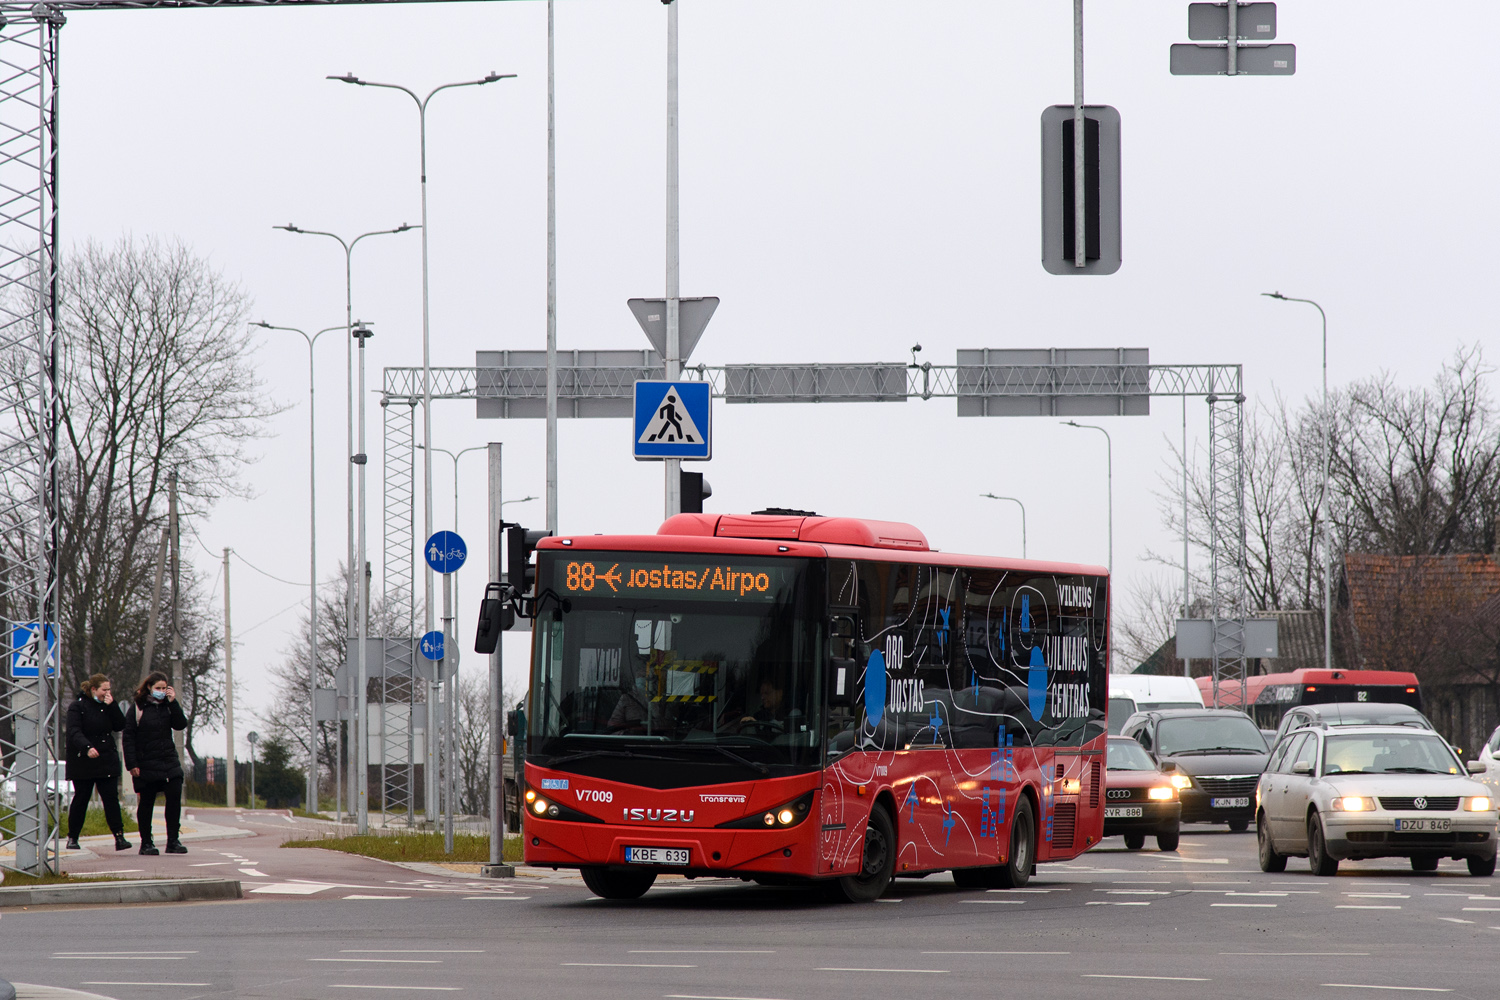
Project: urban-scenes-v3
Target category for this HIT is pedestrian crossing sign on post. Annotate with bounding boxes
[10,623,56,678]
[634,380,712,461]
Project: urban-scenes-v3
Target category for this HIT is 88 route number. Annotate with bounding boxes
[565,561,621,592]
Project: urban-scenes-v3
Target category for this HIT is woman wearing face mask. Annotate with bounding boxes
[123,670,189,855]
[64,673,131,852]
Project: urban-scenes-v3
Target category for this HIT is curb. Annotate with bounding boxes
[0,877,241,908]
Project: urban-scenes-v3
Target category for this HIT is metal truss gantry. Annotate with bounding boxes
[381,357,1251,701]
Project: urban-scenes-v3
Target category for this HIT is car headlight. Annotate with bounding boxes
[1330,796,1377,812]
[1466,796,1493,812]
[1170,774,1193,790]
[1147,786,1176,801]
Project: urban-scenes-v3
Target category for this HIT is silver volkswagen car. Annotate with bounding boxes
[1256,724,1498,876]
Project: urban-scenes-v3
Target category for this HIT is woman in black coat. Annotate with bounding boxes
[64,673,131,852]
[123,670,189,855]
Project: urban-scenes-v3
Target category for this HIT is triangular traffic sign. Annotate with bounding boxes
[628,297,719,362]
[637,384,706,445]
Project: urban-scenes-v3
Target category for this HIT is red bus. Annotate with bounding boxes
[518,511,1109,901]
[1195,669,1422,731]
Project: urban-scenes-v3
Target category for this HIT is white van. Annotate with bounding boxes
[1107,675,1206,734]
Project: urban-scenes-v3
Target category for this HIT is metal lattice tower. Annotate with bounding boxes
[0,7,62,877]
[1206,379,1249,708]
[379,395,418,822]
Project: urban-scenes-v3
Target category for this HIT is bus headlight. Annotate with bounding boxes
[719,791,816,830]
[532,797,549,815]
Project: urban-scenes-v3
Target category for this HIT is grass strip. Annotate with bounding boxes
[281,831,524,863]
[0,871,124,888]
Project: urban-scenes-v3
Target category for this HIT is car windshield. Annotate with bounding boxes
[1157,715,1267,755]
[1107,739,1157,771]
[1323,733,1460,775]
[530,553,821,768]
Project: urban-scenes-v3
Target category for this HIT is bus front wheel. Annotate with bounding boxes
[828,806,896,903]
[581,867,657,900]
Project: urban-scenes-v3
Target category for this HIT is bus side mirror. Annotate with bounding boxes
[829,658,856,707]
[474,582,515,654]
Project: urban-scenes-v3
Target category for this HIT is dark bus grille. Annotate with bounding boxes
[1378,797,1459,812]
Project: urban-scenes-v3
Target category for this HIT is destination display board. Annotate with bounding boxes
[551,555,800,603]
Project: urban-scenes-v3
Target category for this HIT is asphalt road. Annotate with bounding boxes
[3,825,1497,1000]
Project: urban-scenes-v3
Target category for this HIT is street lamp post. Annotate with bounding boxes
[1263,291,1332,673]
[329,73,516,810]
[273,222,415,818]
[979,494,1027,559]
[253,320,344,815]
[1063,420,1112,670]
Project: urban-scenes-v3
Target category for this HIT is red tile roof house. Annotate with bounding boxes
[1342,553,1500,756]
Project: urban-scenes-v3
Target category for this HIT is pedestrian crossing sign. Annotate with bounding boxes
[10,623,56,679]
[634,380,712,461]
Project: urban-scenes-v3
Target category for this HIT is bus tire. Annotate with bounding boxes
[581,866,657,900]
[828,806,896,903]
[994,797,1036,889]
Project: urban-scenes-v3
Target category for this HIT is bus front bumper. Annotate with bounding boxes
[523,816,841,878]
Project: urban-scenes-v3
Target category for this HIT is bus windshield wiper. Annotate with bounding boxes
[702,744,770,775]
[548,748,681,766]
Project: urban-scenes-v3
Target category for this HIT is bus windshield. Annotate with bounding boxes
[530,553,821,769]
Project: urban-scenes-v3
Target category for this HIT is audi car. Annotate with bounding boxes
[1119,709,1269,831]
[1103,736,1182,851]
[1256,724,1498,876]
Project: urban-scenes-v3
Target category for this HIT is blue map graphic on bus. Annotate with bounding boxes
[865,648,887,725]
[1026,646,1047,719]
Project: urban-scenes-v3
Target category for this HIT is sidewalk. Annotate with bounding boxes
[0,807,251,867]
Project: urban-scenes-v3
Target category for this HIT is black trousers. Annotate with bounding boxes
[67,775,124,840]
[137,775,183,844]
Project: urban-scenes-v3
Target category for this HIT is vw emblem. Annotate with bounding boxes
[1106,788,1131,800]
[1414,796,1428,811]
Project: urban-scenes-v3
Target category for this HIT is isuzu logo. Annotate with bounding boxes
[622,808,696,823]
[1414,796,1428,810]
[1106,789,1131,800]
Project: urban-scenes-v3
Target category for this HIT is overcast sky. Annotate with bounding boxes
[58,0,1500,756]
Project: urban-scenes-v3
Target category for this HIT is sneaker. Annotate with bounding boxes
[114,834,132,851]
[139,842,159,856]
[165,840,188,855]
[65,838,80,851]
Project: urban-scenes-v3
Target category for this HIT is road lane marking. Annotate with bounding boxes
[311,959,441,965]
[1345,893,1408,899]
[1224,892,1289,897]
[1111,880,1172,884]
[924,951,1069,955]
[875,899,901,903]
[963,900,1026,905]
[1086,901,1150,906]
[1099,889,1171,895]
[54,957,185,961]
[630,951,774,954]
[189,862,232,867]
[563,963,697,968]
[462,896,531,900]
[1083,975,1210,982]
[1438,918,1473,924]
[664,995,790,1000]
[1461,907,1500,911]
[249,883,331,895]
[1336,905,1402,910]
[329,987,460,992]
[1212,903,1278,908]
[343,895,412,900]
[55,952,196,956]
[1321,986,1451,992]
[238,868,269,877]
[82,984,213,988]
[341,951,484,954]
[815,968,947,974]
[1223,953,1369,956]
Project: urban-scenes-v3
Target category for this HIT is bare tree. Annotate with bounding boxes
[0,236,275,761]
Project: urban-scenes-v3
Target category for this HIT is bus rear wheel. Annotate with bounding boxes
[828,806,895,903]
[581,867,657,900]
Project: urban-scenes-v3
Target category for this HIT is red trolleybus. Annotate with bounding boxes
[1195,669,1422,731]
[518,511,1109,901]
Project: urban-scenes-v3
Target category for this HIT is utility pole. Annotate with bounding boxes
[545,0,558,535]
[223,547,235,810]
[482,442,513,876]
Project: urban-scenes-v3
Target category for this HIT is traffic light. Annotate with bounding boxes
[680,471,712,514]
[1040,104,1121,275]
[506,524,551,598]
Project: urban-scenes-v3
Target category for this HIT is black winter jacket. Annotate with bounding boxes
[65,694,125,781]
[123,697,188,787]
